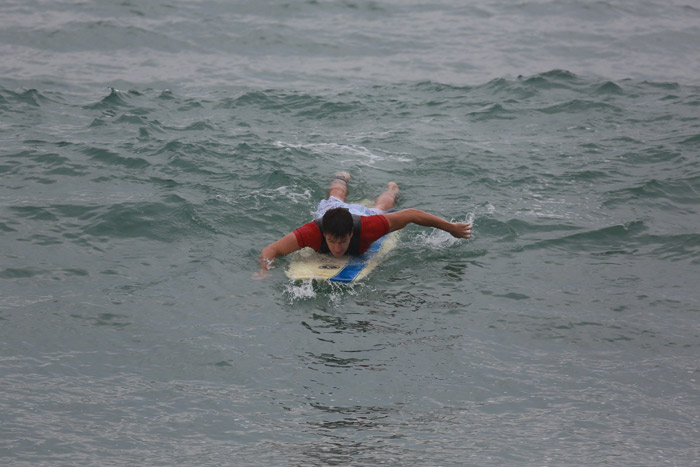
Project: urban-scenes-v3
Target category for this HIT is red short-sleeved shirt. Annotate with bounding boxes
[293,215,390,254]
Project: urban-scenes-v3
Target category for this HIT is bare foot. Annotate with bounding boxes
[374,181,400,211]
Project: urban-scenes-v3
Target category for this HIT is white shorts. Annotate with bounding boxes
[314,196,384,219]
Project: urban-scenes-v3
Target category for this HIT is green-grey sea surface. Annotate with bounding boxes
[2,1,699,465]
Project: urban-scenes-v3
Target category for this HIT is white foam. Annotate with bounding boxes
[273,186,311,204]
[415,228,461,249]
[285,279,317,300]
[245,185,312,208]
[275,140,411,166]
[283,277,361,303]
[415,212,475,249]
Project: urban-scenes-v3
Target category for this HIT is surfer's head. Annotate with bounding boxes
[322,207,354,257]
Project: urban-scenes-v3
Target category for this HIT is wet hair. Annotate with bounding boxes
[321,207,354,238]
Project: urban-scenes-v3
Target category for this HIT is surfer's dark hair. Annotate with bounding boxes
[321,207,354,238]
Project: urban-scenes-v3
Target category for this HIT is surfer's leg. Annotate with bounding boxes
[328,171,351,202]
[373,182,399,211]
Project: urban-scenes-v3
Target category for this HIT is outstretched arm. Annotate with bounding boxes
[383,209,472,239]
[255,232,301,278]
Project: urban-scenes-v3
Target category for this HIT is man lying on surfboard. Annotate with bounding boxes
[256,172,472,277]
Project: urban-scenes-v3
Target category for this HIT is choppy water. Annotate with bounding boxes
[2,1,699,466]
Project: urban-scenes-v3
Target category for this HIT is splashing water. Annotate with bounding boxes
[283,277,361,303]
[414,212,476,249]
[284,279,317,300]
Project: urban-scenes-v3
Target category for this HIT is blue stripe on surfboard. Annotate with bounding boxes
[329,235,387,283]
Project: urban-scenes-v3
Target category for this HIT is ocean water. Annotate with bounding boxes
[2,1,699,465]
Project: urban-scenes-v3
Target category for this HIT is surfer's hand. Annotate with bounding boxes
[254,255,275,280]
[252,269,269,280]
[450,222,472,239]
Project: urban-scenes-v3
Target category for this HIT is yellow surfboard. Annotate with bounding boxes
[286,231,399,283]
